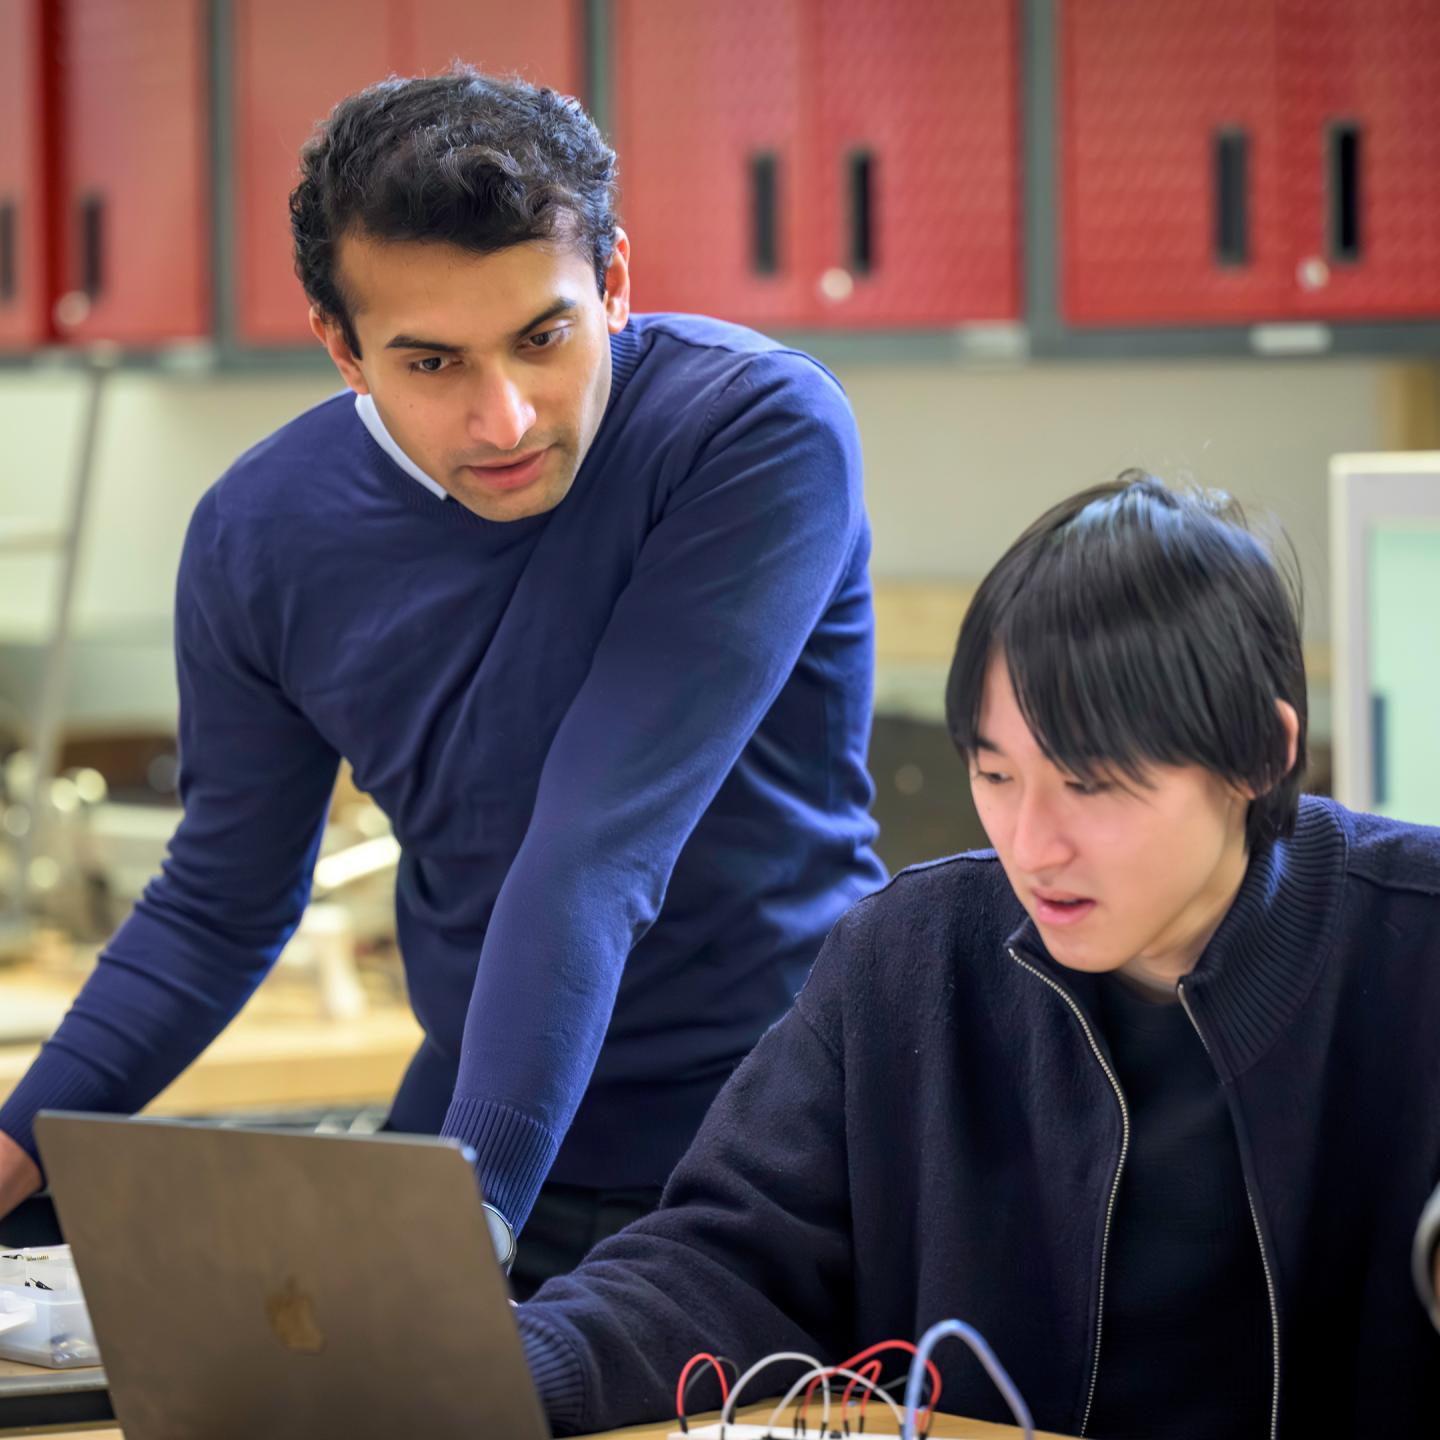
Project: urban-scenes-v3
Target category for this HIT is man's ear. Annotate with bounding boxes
[1276,699,1300,776]
[1238,699,1302,804]
[602,228,632,334]
[309,306,369,395]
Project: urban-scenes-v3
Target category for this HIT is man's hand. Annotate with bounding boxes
[0,1130,42,1223]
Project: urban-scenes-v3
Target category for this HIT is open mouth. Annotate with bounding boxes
[1034,894,1097,926]
[466,448,550,491]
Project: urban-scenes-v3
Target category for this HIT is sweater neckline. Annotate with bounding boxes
[1008,796,1349,1079]
[359,322,644,532]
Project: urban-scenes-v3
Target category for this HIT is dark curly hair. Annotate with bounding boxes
[946,471,1308,850]
[290,65,618,356]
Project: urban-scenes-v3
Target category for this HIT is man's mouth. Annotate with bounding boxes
[1032,891,1097,926]
[464,447,551,491]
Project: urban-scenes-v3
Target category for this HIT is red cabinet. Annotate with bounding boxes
[613,0,814,327]
[1277,0,1440,320]
[402,0,579,89]
[57,0,209,343]
[814,0,1019,326]
[615,0,1021,329]
[1061,0,1286,326]
[234,0,389,344]
[0,0,52,349]
[234,0,580,345]
[1062,0,1440,327]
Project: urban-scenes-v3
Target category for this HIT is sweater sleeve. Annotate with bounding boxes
[0,490,340,1166]
[437,354,869,1232]
[515,914,858,1436]
[1415,1182,1440,1329]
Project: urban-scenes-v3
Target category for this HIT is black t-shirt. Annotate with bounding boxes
[1086,975,1272,1440]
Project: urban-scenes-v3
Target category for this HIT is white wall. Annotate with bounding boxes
[844,357,1387,645]
[0,355,1388,728]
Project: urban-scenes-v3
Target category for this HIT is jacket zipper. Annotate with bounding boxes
[1177,980,1281,1440]
[1006,947,1129,1437]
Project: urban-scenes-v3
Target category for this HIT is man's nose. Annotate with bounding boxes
[468,371,537,453]
[1010,788,1073,877]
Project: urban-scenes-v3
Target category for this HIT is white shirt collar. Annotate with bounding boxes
[354,392,449,501]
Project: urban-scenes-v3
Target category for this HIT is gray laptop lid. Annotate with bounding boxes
[33,1113,549,1440]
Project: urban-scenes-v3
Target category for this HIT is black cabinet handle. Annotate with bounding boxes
[78,191,104,299]
[0,199,15,304]
[847,149,875,275]
[749,152,779,276]
[1329,121,1362,262]
[1371,690,1387,808]
[1213,128,1249,266]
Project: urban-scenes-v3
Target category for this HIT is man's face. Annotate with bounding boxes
[969,653,1252,987]
[312,230,631,522]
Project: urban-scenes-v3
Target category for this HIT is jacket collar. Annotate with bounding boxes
[1006,795,1349,1080]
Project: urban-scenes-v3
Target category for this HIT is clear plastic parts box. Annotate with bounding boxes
[0,1244,99,1368]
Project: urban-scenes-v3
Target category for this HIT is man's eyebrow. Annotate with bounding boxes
[385,334,465,354]
[514,297,579,337]
[974,735,1002,753]
[384,298,580,355]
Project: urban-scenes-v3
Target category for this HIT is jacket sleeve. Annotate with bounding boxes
[514,906,862,1436]
[437,353,870,1233]
[0,490,340,1165]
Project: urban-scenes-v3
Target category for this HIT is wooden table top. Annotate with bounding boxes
[0,1004,422,1118]
[4,1399,1074,1438]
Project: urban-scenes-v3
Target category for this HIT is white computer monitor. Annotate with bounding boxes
[1330,452,1440,825]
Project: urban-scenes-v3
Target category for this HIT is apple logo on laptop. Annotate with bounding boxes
[264,1277,325,1354]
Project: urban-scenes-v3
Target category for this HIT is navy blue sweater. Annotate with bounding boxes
[0,315,885,1232]
[518,797,1440,1438]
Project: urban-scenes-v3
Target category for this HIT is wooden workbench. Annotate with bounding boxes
[7,1399,1074,1438]
[0,1003,422,1118]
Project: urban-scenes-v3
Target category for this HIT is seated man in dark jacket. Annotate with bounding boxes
[516,473,1440,1439]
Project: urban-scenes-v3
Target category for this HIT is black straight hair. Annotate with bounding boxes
[946,471,1307,849]
[291,65,619,357]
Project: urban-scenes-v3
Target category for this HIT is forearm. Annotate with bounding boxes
[0,1130,41,1221]
[0,886,301,1164]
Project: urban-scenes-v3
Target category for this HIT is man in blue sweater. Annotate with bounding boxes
[517,475,1440,1438]
[0,69,885,1290]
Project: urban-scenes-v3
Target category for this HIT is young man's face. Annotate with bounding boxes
[312,230,631,522]
[969,653,1254,990]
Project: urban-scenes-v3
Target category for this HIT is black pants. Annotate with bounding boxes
[509,1180,662,1302]
[0,1193,62,1248]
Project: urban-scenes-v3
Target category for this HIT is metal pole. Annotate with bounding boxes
[13,347,115,917]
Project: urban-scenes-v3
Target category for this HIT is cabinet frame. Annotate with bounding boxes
[4,0,1440,369]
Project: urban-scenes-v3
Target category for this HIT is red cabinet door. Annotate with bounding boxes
[402,0,579,93]
[1061,0,1288,326]
[613,0,814,327]
[0,0,51,348]
[58,0,209,344]
[1278,0,1440,319]
[813,0,1020,326]
[234,0,390,344]
[236,0,581,345]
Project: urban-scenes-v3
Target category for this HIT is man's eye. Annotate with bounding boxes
[411,356,452,374]
[974,771,1010,787]
[526,327,567,351]
[1066,779,1112,797]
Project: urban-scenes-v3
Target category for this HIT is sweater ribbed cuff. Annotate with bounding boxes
[439,1096,558,1235]
[517,1309,589,1436]
[0,1047,115,1180]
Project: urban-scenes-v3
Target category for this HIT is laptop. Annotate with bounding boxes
[33,1112,550,1440]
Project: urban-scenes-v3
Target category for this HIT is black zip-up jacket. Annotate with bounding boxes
[519,797,1440,1437]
